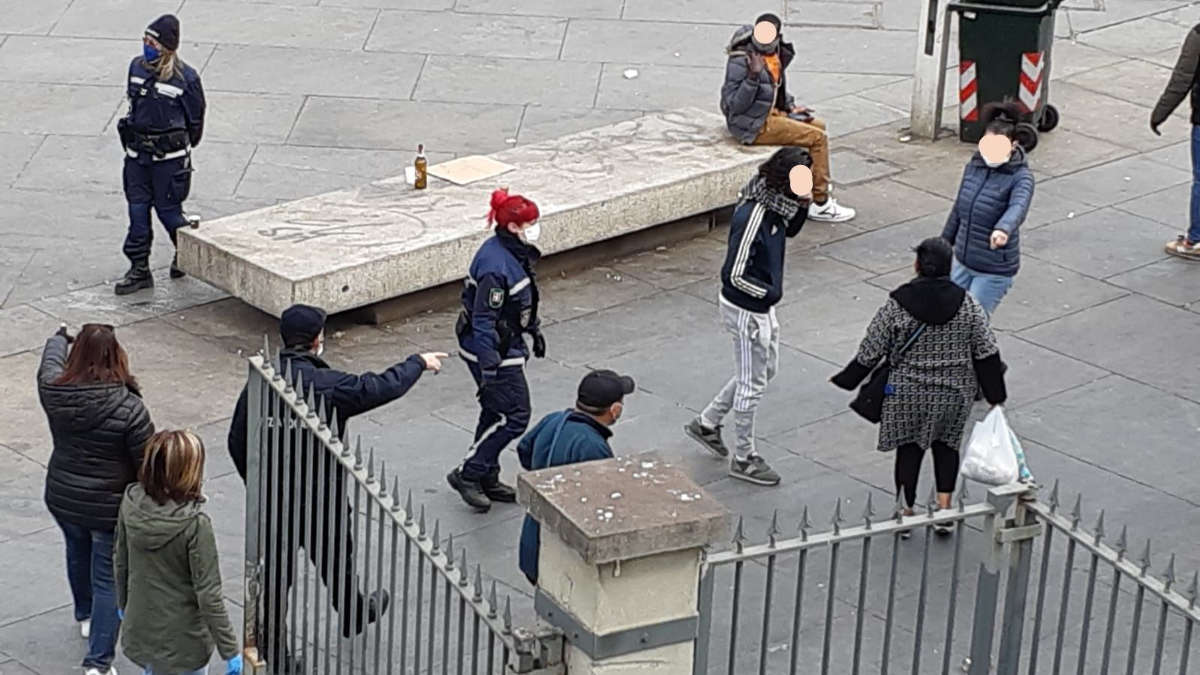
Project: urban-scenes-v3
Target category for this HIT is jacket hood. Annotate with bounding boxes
[890,276,966,325]
[968,144,1028,173]
[120,483,204,551]
[39,382,135,431]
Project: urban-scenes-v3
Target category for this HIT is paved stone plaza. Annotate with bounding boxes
[3,0,1200,672]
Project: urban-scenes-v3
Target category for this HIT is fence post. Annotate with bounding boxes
[517,455,728,675]
[242,353,267,674]
[966,484,1036,675]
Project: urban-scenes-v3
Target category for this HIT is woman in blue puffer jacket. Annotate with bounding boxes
[941,102,1035,316]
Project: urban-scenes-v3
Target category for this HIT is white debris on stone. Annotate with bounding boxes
[623,68,639,79]
[1067,212,1075,218]
[610,492,622,499]
[641,461,656,469]
[580,497,588,503]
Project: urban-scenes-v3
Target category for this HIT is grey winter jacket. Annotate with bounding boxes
[941,146,1035,277]
[720,25,796,144]
[116,483,239,672]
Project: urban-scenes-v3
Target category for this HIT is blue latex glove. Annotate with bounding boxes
[226,654,243,675]
[116,608,124,621]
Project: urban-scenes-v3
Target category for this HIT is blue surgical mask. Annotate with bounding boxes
[143,44,160,63]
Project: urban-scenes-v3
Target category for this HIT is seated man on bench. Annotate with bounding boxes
[720,12,856,223]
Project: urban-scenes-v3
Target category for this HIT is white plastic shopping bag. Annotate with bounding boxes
[960,407,1020,486]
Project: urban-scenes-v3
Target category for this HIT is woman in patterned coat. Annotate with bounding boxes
[832,238,1007,533]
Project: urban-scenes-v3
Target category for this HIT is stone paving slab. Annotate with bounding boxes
[233,144,451,202]
[594,63,722,110]
[1023,207,1178,279]
[415,55,602,106]
[562,18,735,68]
[368,10,567,59]
[455,0,621,18]
[0,83,121,136]
[201,44,427,100]
[1019,294,1200,404]
[50,0,184,40]
[180,1,379,50]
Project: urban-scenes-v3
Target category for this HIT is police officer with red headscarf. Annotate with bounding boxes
[448,189,546,512]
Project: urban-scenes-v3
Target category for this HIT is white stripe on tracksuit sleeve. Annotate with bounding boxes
[729,203,769,299]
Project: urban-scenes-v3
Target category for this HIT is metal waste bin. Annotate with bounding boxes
[949,0,1064,150]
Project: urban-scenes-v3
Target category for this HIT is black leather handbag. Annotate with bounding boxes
[850,324,926,424]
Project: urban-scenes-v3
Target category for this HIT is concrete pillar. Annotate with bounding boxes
[910,0,954,140]
[517,455,729,674]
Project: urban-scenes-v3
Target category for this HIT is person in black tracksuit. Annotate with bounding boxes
[684,147,812,487]
[227,304,446,670]
[447,189,546,512]
[115,14,206,295]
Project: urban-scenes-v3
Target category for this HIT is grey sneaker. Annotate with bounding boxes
[684,418,729,457]
[729,455,781,486]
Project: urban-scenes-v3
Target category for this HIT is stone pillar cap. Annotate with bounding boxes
[517,453,729,565]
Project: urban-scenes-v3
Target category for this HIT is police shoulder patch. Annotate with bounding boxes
[488,288,505,309]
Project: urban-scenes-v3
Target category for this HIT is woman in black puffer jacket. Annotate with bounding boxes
[37,323,154,675]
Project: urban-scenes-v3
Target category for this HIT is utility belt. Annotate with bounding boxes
[118,120,189,160]
[456,310,524,358]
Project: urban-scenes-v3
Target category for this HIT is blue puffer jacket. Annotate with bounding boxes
[720,25,796,144]
[941,146,1035,277]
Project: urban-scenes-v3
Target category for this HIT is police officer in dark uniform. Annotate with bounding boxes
[447,188,547,512]
[115,14,206,295]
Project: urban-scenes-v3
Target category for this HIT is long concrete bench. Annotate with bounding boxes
[177,107,774,318]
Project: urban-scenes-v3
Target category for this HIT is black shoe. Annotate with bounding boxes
[481,472,517,503]
[114,262,153,295]
[447,469,491,512]
[342,589,391,637]
[169,253,185,279]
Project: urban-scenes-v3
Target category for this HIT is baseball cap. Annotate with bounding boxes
[279,304,327,347]
[577,369,636,409]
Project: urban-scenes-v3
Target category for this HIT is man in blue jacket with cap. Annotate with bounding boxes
[517,369,635,585]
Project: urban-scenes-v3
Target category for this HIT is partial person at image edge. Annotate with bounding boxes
[720,11,856,223]
[517,370,635,585]
[37,324,155,675]
[115,430,242,675]
[1150,20,1200,260]
[943,102,1035,317]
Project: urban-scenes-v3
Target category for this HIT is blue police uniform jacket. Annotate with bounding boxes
[125,56,206,158]
[459,233,539,373]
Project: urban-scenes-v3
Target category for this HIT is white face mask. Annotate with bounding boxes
[984,157,1008,168]
[316,333,325,357]
[520,222,541,243]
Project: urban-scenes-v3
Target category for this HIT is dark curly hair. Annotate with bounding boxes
[915,236,953,278]
[757,147,814,194]
[980,101,1023,139]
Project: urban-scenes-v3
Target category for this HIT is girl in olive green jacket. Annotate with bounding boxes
[115,430,242,675]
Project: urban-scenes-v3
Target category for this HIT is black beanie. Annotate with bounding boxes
[755,12,783,29]
[146,14,180,51]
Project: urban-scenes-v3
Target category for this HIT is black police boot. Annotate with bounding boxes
[114,260,154,295]
[481,471,517,503]
[343,589,391,637]
[447,468,491,512]
[169,252,185,279]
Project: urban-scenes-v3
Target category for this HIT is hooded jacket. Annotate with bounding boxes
[941,146,1034,277]
[1151,24,1200,127]
[37,334,155,531]
[720,25,797,144]
[516,410,614,585]
[115,483,239,672]
[831,276,1007,405]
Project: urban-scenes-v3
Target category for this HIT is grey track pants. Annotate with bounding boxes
[701,297,780,459]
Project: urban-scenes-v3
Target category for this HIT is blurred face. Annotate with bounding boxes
[753,21,778,46]
[979,132,1015,166]
[788,165,813,199]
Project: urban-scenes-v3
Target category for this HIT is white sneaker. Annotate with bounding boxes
[83,668,116,675]
[80,618,90,639]
[808,197,857,223]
